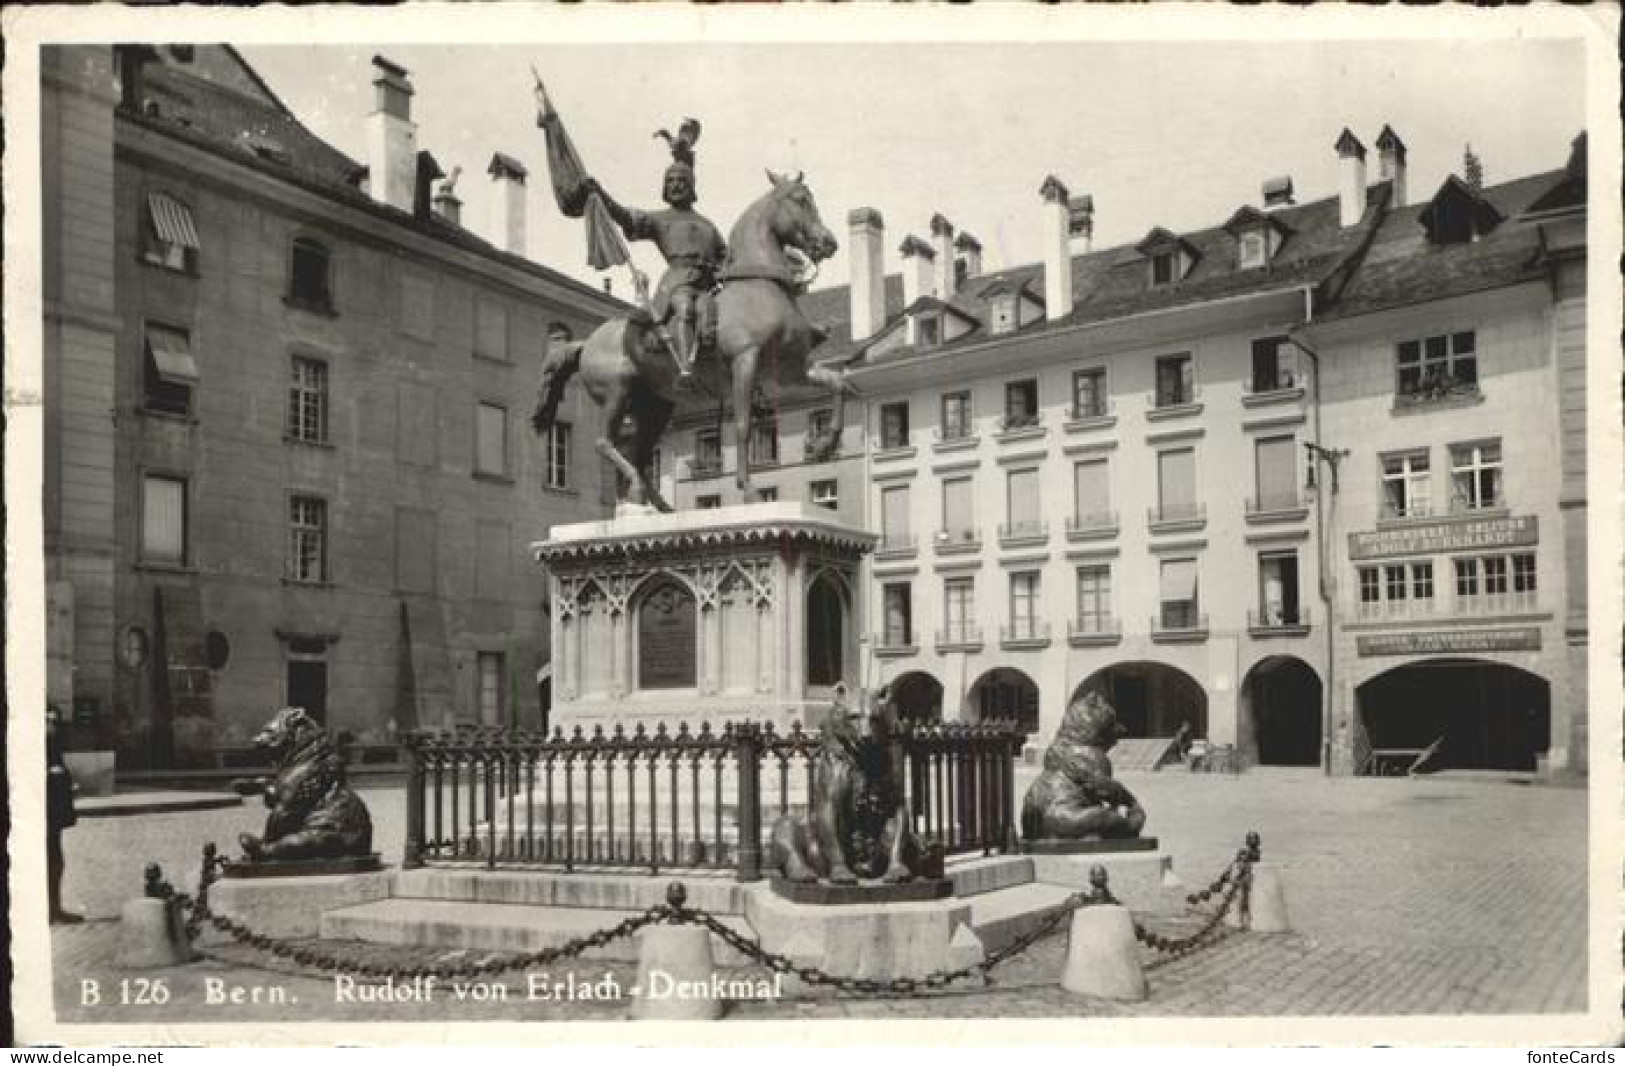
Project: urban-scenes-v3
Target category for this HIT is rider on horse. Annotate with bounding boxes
[587,119,727,388]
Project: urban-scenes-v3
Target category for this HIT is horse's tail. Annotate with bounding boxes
[531,337,584,434]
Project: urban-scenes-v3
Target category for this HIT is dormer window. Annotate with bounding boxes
[990,295,1017,335]
[1239,232,1266,269]
[1224,206,1290,270]
[1151,253,1175,286]
[1419,177,1504,246]
[1137,227,1198,288]
[917,315,941,348]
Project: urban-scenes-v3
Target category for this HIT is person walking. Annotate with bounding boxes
[47,705,82,924]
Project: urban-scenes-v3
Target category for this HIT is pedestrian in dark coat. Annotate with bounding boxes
[47,706,82,924]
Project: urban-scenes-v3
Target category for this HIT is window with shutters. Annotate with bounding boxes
[142,323,197,417]
[1154,353,1194,407]
[287,237,334,312]
[1158,558,1200,631]
[141,474,188,566]
[1003,468,1043,539]
[882,583,913,647]
[1154,447,1199,524]
[1071,459,1112,532]
[880,402,911,450]
[142,191,200,273]
[941,476,976,542]
[288,495,328,584]
[287,356,328,443]
[545,421,571,489]
[1251,435,1299,513]
[475,298,509,362]
[475,402,509,479]
[880,485,911,551]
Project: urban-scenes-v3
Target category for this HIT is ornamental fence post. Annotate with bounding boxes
[403,732,425,870]
[734,723,764,882]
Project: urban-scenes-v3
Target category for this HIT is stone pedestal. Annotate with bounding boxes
[1028,849,1176,906]
[535,503,877,733]
[203,869,394,942]
[743,882,983,981]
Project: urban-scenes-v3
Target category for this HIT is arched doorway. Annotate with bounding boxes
[805,570,848,688]
[1240,656,1322,766]
[890,671,944,725]
[1356,659,1550,772]
[965,667,1039,734]
[1073,662,1206,739]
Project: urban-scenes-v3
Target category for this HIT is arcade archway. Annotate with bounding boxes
[890,671,944,725]
[1073,661,1206,739]
[1240,656,1322,766]
[805,570,849,688]
[1356,659,1550,773]
[965,667,1039,734]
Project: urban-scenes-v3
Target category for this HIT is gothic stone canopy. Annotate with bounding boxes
[533,502,878,568]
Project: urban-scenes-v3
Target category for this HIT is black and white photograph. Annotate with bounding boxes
[4,3,1620,1049]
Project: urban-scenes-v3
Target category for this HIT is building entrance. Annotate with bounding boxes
[1075,662,1206,739]
[1356,659,1550,773]
[1240,656,1323,766]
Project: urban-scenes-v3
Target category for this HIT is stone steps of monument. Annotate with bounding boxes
[393,867,753,914]
[966,881,1080,954]
[319,898,756,966]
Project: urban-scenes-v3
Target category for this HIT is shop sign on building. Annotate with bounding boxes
[1348,515,1538,561]
[1356,627,1542,657]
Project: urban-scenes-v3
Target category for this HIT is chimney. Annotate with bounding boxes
[899,235,935,345]
[1039,175,1074,320]
[487,152,529,257]
[954,231,983,280]
[848,208,887,342]
[432,167,463,226]
[1067,195,1094,253]
[413,150,444,220]
[1375,125,1408,208]
[1262,176,1295,210]
[1335,129,1368,227]
[930,214,956,298]
[367,56,417,212]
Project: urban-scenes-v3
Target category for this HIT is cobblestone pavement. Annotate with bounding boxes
[38,769,1592,1030]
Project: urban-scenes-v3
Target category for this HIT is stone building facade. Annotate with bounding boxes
[41,45,625,767]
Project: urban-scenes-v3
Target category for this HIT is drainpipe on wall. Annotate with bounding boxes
[1289,290,1337,776]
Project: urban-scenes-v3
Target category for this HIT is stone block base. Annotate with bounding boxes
[1028,850,1175,906]
[743,883,982,981]
[203,869,394,942]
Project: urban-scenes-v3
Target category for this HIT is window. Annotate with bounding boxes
[1396,331,1477,401]
[288,495,327,584]
[1381,452,1431,519]
[141,475,187,566]
[696,494,721,509]
[1450,441,1503,511]
[1238,231,1266,270]
[476,402,509,478]
[1250,337,1294,392]
[694,428,722,476]
[1454,557,1480,598]
[748,418,779,466]
[991,296,1017,335]
[1154,353,1194,407]
[1258,550,1301,625]
[287,357,328,443]
[1253,435,1298,512]
[477,652,505,726]
[1158,558,1199,630]
[1413,562,1435,601]
[941,476,975,540]
[1384,564,1408,603]
[1483,555,1508,595]
[943,577,975,643]
[810,479,838,510]
[756,487,778,502]
[1512,553,1537,593]
[1357,561,1434,619]
[475,298,508,361]
[941,391,972,440]
[143,192,199,272]
[880,402,910,450]
[882,583,913,646]
[1151,252,1174,286]
[1072,459,1111,529]
[1008,571,1040,638]
[917,315,941,348]
[1156,447,1198,522]
[1358,567,1381,606]
[1071,368,1106,419]
[1003,379,1039,429]
[1005,468,1042,537]
[806,408,835,457]
[288,237,333,311]
[544,421,571,489]
[880,485,911,548]
[142,323,197,416]
[1076,565,1112,632]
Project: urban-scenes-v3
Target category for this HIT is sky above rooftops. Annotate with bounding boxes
[238,29,1586,297]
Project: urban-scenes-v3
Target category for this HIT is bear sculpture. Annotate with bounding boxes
[234,707,374,862]
[1021,691,1148,841]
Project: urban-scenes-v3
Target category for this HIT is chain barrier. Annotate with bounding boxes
[142,830,1264,996]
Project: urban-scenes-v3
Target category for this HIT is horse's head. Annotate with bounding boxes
[763,170,839,265]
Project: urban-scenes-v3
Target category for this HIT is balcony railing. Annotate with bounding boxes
[997,519,1049,545]
[1067,616,1122,644]
[1247,606,1312,633]
[1151,610,1209,639]
[1456,590,1540,616]
[1379,501,1434,522]
[1148,502,1206,527]
[1066,510,1119,534]
[1067,398,1114,422]
[1148,384,1201,410]
[935,624,984,651]
[875,532,918,556]
[934,527,983,552]
[1246,493,1306,516]
[873,631,918,656]
[996,412,1042,433]
[999,621,1051,647]
[688,458,723,481]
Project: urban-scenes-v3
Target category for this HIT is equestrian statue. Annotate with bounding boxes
[531,81,852,511]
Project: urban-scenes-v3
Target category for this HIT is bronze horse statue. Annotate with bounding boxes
[531,171,848,509]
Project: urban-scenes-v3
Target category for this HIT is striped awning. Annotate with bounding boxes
[144,325,198,383]
[147,193,200,250]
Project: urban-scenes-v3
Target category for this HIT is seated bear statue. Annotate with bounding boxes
[1021,691,1147,841]
[768,684,928,885]
[234,707,374,862]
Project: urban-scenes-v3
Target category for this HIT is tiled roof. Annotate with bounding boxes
[1321,170,1565,321]
[129,47,625,312]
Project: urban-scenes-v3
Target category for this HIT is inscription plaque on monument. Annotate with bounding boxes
[638,579,697,689]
